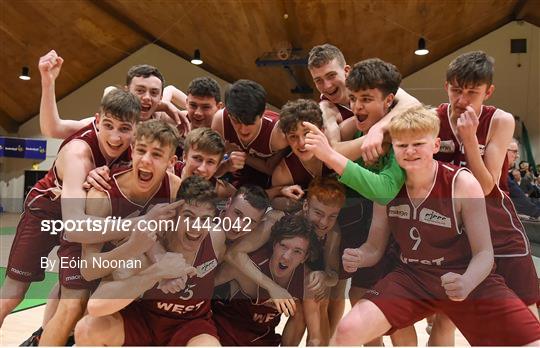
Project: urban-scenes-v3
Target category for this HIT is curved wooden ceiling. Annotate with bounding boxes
[1,0,538,133]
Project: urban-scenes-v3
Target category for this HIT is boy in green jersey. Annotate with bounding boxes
[305,58,417,346]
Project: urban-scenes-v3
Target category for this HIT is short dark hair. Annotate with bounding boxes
[233,185,270,211]
[346,58,401,96]
[446,51,494,88]
[135,120,180,155]
[176,175,217,208]
[269,214,321,264]
[187,77,221,103]
[225,80,266,124]
[126,64,165,90]
[100,88,141,123]
[308,44,346,69]
[279,99,323,134]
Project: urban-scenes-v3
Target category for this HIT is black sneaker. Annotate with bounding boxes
[19,327,43,346]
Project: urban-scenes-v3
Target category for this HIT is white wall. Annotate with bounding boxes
[402,20,539,161]
[1,44,232,212]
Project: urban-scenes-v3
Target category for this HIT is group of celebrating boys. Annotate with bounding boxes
[0,43,539,346]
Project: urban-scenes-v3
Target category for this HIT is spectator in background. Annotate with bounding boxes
[519,161,538,197]
[507,139,520,173]
[507,141,540,218]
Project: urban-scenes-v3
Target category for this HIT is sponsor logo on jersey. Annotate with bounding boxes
[196,258,217,278]
[419,208,451,228]
[247,147,272,158]
[388,204,410,219]
[365,289,380,296]
[439,140,456,153]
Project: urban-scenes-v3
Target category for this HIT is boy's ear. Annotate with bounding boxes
[217,101,225,109]
[385,93,395,109]
[484,84,495,101]
[169,154,178,167]
[344,64,351,77]
[94,112,101,129]
[302,199,309,213]
[433,137,441,154]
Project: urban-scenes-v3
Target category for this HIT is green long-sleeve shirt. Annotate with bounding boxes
[339,147,405,206]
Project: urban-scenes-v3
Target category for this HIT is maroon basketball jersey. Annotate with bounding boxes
[173,160,185,178]
[105,168,172,217]
[28,120,131,212]
[435,103,528,257]
[387,162,472,274]
[222,108,279,188]
[283,152,333,189]
[212,244,304,345]
[435,103,509,192]
[320,95,354,121]
[139,233,218,320]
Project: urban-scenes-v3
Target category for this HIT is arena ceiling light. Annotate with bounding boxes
[191,49,203,65]
[19,66,31,80]
[415,38,429,56]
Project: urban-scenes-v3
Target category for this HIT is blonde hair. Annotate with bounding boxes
[388,105,440,139]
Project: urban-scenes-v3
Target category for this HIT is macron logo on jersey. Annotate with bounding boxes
[439,140,456,153]
[196,258,217,278]
[459,143,485,156]
[388,205,410,219]
[419,208,451,228]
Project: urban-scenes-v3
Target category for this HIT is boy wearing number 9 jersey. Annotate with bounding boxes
[332,106,540,346]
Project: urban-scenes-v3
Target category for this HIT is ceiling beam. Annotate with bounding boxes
[0,108,20,134]
[91,0,156,42]
[512,0,529,20]
[91,0,237,89]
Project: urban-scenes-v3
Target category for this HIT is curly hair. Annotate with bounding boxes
[279,99,323,134]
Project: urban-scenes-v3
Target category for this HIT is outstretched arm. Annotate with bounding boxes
[39,50,94,138]
[359,88,420,162]
[162,85,187,109]
[319,100,342,145]
[60,150,182,244]
[335,88,420,162]
[304,121,405,205]
[244,148,288,176]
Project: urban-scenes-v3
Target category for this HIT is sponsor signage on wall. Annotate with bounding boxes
[0,137,47,160]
